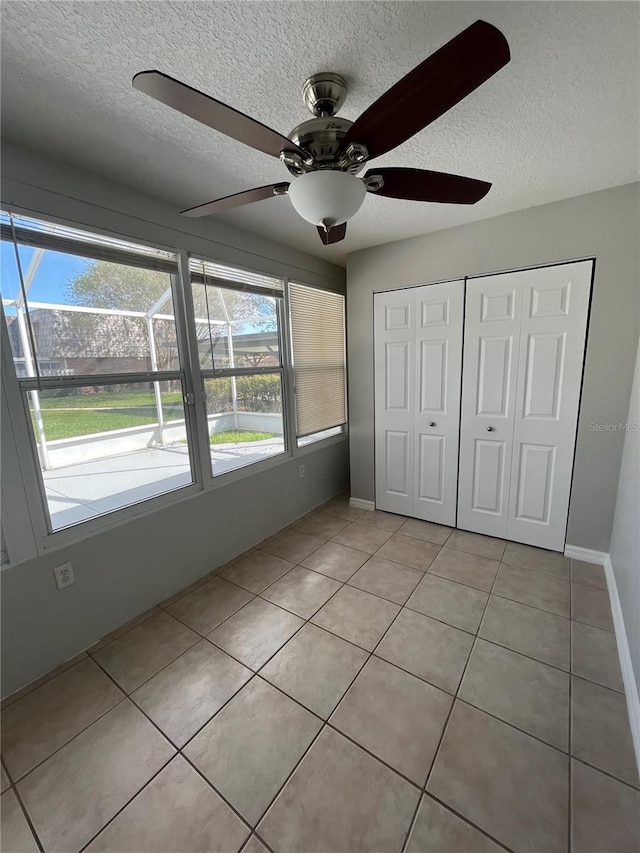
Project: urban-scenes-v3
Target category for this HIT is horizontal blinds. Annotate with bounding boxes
[0,212,178,273]
[189,257,283,298]
[289,282,346,437]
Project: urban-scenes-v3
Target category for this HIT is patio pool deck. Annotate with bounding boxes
[43,438,285,530]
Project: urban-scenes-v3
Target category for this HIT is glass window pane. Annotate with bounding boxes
[192,283,280,371]
[204,374,285,476]
[297,426,344,447]
[27,381,193,530]
[1,239,179,376]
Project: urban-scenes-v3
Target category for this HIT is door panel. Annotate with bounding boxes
[375,289,415,515]
[507,262,592,549]
[375,281,463,524]
[458,277,521,538]
[414,281,464,525]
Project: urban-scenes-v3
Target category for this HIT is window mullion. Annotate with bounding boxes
[178,251,212,486]
[282,279,297,457]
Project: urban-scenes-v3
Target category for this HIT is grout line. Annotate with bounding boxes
[9,781,46,853]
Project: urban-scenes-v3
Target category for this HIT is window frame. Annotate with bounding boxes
[0,212,347,563]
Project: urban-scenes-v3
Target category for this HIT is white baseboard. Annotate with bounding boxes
[349,497,375,511]
[603,554,640,776]
[564,544,608,565]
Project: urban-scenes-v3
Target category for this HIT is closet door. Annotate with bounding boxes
[507,262,592,550]
[457,276,522,538]
[374,288,416,515]
[414,281,464,525]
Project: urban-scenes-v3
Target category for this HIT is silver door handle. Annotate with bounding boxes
[487,426,495,432]
[429,422,436,427]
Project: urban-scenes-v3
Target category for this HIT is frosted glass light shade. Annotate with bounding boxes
[288,170,366,226]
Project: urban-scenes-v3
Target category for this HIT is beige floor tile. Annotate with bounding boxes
[185,678,321,826]
[493,564,570,616]
[301,541,369,581]
[260,529,324,563]
[571,621,624,692]
[292,511,351,540]
[502,542,571,578]
[571,583,614,631]
[0,789,39,853]
[220,551,294,593]
[131,640,251,747]
[167,577,254,636]
[376,533,441,571]
[331,523,392,554]
[86,756,248,852]
[571,759,640,853]
[261,567,341,619]
[356,509,406,532]
[258,727,419,852]
[571,560,607,590]
[427,701,568,853]
[376,608,473,694]
[1,657,124,781]
[158,577,211,609]
[1,651,88,709]
[243,836,270,853]
[397,518,453,545]
[321,497,366,522]
[571,676,639,786]
[208,598,304,670]
[446,530,506,561]
[331,656,452,785]
[348,556,423,604]
[479,594,570,670]
[407,574,488,634]
[312,586,400,651]
[260,624,368,718]
[405,795,503,853]
[92,610,200,693]
[1,762,9,793]
[428,547,499,592]
[17,700,175,853]
[459,639,570,750]
[88,608,161,653]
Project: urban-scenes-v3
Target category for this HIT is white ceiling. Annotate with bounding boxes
[1,1,638,266]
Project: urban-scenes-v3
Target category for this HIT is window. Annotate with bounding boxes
[289,282,346,446]
[1,212,195,531]
[188,257,287,475]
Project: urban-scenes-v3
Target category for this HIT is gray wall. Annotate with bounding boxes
[0,145,349,697]
[346,182,639,552]
[609,340,640,689]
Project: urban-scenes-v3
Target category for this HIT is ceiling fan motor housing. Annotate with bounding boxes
[285,116,364,174]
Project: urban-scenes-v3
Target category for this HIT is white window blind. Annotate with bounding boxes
[289,282,346,437]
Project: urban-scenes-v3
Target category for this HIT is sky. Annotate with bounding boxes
[1,243,90,313]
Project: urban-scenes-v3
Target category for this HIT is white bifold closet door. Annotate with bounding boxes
[457,261,592,551]
[374,280,463,525]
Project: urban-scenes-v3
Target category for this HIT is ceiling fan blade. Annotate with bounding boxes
[180,183,290,217]
[343,20,510,161]
[133,70,305,159]
[317,222,347,245]
[365,168,491,204]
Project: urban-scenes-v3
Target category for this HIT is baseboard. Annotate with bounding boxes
[603,554,640,775]
[564,545,608,565]
[349,497,375,511]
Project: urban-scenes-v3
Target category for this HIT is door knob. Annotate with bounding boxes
[429,421,436,427]
[487,426,495,432]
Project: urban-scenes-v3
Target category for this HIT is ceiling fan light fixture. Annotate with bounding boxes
[288,169,366,227]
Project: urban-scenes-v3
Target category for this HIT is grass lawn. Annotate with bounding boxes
[36,409,158,440]
[38,391,183,409]
[210,430,275,445]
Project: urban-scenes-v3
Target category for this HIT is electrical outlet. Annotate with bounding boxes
[299,464,305,478]
[53,562,74,590]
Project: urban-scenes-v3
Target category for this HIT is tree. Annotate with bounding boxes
[66,262,170,312]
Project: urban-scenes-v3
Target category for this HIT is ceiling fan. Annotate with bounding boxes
[133,19,510,245]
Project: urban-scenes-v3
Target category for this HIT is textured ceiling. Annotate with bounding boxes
[1,1,638,266]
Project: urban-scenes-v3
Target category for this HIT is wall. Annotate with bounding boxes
[346,183,640,553]
[609,340,640,688]
[0,144,348,697]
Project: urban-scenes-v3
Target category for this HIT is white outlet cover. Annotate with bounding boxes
[53,562,74,589]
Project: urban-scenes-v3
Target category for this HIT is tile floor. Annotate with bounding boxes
[2,496,639,852]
